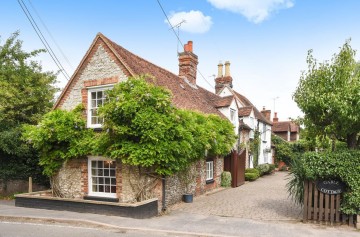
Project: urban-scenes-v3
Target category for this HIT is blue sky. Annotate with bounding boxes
[2,0,360,121]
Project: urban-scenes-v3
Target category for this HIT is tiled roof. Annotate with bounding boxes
[214,96,234,108]
[290,123,299,133]
[273,122,291,132]
[101,34,223,117]
[233,91,272,125]
[238,106,253,117]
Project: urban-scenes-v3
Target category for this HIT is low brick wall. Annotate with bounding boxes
[15,191,158,219]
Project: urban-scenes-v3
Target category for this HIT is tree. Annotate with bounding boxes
[0,32,57,182]
[293,40,360,149]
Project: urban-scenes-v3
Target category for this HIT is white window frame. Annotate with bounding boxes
[88,156,117,198]
[206,160,214,181]
[262,123,267,141]
[87,85,113,128]
[230,108,236,124]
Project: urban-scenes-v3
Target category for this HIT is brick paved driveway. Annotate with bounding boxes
[171,171,303,221]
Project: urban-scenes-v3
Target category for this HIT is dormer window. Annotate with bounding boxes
[87,86,112,128]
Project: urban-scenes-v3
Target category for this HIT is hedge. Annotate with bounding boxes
[287,150,360,215]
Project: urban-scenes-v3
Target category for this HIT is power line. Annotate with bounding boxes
[27,0,74,71]
[156,0,214,89]
[17,0,70,81]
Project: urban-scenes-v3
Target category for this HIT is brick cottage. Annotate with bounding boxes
[52,33,271,211]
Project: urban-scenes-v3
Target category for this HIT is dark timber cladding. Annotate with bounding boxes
[303,180,356,227]
[15,195,158,219]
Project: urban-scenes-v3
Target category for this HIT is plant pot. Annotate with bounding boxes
[278,161,286,170]
[182,194,193,203]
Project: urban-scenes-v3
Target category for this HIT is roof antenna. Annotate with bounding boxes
[170,19,186,56]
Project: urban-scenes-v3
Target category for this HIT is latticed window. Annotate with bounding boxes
[90,90,105,125]
[206,160,214,181]
[88,157,116,197]
[87,86,112,128]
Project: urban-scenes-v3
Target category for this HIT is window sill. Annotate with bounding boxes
[84,195,119,203]
[206,179,214,184]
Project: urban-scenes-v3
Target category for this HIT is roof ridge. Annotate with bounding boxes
[100,34,185,82]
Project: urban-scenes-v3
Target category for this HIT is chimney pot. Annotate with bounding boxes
[225,61,231,77]
[217,63,223,78]
[184,41,193,52]
[273,112,279,122]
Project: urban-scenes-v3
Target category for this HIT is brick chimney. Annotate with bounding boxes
[215,60,233,94]
[178,41,198,85]
[261,106,271,121]
[273,112,279,123]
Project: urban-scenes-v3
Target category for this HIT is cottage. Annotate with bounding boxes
[52,33,272,211]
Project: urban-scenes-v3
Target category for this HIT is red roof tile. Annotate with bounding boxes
[238,106,253,117]
[100,34,223,117]
[273,122,291,132]
[232,91,272,125]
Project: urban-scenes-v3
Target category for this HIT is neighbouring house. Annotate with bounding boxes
[272,112,300,142]
[208,62,273,169]
[51,33,272,211]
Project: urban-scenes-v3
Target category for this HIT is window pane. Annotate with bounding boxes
[104,161,110,168]
[98,161,103,168]
[91,116,97,125]
[91,92,96,100]
[92,177,97,184]
[92,185,97,192]
[105,178,110,184]
[92,168,97,176]
[91,161,96,168]
[110,169,115,177]
[99,185,104,192]
[110,161,116,168]
[98,169,103,176]
[97,91,103,98]
[104,169,109,176]
[111,186,116,193]
[98,177,104,184]
[111,178,116,185]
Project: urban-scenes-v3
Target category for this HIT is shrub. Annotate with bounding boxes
[287,150,360,215]
[245,172,259,181]
[245,168,260,176]
[221,171,232,187]
[279,165,288,171]
[256,163,270,176]
[268,164,276,173]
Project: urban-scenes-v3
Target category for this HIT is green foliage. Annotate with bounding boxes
[249,129,260,167]
[293,40,360,149]
[268,164,276,173]
[94,76,236,176]
[271,134,294,165]
[256,163,272,176]
[287,150,360,214]
[0,32,57,183]
[245,172,259,181]
[23,106,95,176]
[0,31,57,128]
[245,168,260,176]
[221,171,232,187]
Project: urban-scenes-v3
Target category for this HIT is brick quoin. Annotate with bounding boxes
[82,77,119,111]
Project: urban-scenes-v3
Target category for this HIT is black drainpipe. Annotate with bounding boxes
[162,175,166,212]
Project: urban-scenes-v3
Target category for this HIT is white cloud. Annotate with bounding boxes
[166,10,213,34]
[207,0,295,24]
